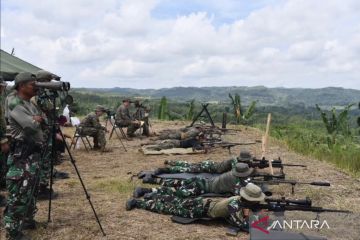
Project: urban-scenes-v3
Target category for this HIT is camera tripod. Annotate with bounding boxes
[21,90,106,236]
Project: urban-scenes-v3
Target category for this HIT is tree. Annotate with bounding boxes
[358,102,360,127]
[228,93,257,124]
[315,103,355,146]
[158,96,169,120]
[185,99,195,120]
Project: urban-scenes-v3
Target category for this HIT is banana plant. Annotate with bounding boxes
[315,103,354,146]
[229,93,257,124]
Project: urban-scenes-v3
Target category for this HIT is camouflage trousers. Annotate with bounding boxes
[158,131,181,140]
[166,158,236,174]
[136,194,206,219]
[158,128,200,140]
[39,136,52,187]
[80,127,106,148]
[4,144,41,237]
[144,139,180,151]
[152,178,208,198]
[116,120,140,137]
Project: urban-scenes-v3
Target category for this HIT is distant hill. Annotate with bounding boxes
[73,86,360,107]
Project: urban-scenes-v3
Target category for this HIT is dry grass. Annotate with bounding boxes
[1,120,359,239]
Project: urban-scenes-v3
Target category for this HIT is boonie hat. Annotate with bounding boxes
[240,183,265,202]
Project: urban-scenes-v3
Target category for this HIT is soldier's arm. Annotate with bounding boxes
[90,114,105,130]
[0,105,7,144]
[10,104,42,134]
[227,197,249,230]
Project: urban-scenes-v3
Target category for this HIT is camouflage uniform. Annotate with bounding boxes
[4,90,16,122]
[133,194,248,229]
[4,93,44,238]
[149,168,249,198]
[0,89,8,187]
[80,112,106,149]
[115,104,139,137]
[133,104,150,136]
[158,127,201,140]
[32,92,52,188]
[144,139,181,151]
[144,138,202,151]
[166,157,237,174]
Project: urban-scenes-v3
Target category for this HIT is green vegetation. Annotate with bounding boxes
[94,178,138,194]
[186,99,195,121]
[270,121,360,176]
[228,93,256,124]
[358,102,360,132]
[158,96,169,120]
[315,103,354,146]
[68,88,360,176]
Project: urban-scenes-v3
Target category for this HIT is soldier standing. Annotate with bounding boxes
[4,72,44,240]
[79,105,109,151]
[0,77,9,207]
[115,99,140,138]
[33,70,61,199]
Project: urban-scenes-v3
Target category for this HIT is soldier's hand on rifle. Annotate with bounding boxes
[1,142,10,153]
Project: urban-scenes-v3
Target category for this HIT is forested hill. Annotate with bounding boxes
[73,86,360,107]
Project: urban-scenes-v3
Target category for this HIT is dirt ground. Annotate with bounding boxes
[1,120,359,240]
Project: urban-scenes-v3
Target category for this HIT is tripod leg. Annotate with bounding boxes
[190,107,205,127]
[59,130,106,236]
[85,136,92,149]
[72,136,79,150]
[80,137,89,152]
[203,105,215,127]
[114,128,127,152]
[109,126,115,140]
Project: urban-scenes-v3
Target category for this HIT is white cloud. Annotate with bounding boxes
[1,0,360,89]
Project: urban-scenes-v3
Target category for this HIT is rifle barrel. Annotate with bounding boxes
[247,203,352,214]
[252,180,330,187]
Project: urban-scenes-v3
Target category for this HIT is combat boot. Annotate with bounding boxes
[22,219,38,230]
[126,198,138,211]
[133,187,152,198]
[37,185,59,201]
[53,169,70,180]
[154,168,171,175]
[142,175,159,184]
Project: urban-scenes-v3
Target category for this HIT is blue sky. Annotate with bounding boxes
[1,0,360,89]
